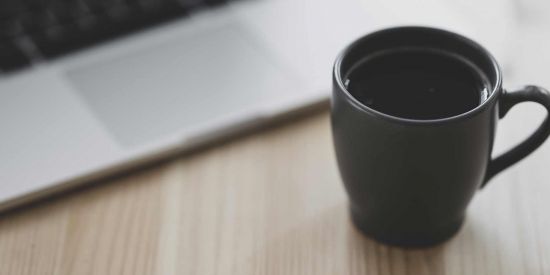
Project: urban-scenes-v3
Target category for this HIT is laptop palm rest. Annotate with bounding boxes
[67,24,299,147]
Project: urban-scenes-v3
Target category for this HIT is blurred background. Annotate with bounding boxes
[1,0,550,274]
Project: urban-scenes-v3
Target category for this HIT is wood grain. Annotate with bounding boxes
[0,112,549,275]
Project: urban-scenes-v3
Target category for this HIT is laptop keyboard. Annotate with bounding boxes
[0,0,232,73]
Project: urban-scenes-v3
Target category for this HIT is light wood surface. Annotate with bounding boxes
[0,111,549,275]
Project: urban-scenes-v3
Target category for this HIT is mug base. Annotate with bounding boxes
[350,210,464,248]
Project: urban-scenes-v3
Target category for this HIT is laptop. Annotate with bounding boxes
[0,0,512,212]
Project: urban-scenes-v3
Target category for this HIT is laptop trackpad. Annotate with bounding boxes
[67,24,298,147]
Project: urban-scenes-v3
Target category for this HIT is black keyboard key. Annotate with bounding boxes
[0,41,30,72]
[49,1,91,24]
[19,11,58,33]
[31,23,86,57]
[80,1,105,14]
[172,0,201,9]
[136,1,186,20]
[106,4,136,20]
[0,19,23,40]
[137,0,164,10]
[0,1,28,19]
[204,0,226,6]
[81,0,124,13]
[23,0,47,11]
[74,13,99,30]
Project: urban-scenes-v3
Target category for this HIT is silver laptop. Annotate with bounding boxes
[0,0,512,211]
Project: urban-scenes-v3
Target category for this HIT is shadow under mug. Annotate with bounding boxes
[331,26,550,247]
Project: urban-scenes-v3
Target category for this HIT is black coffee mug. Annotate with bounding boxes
[331,27,550,247]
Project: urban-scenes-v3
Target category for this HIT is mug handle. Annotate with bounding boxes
[482,85,550,187]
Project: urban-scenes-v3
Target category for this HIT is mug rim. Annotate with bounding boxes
[333,26,503,125]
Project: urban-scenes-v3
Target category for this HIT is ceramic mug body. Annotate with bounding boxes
[331,27,550,247]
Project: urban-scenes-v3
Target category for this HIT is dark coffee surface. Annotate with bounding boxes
[344,48,490,120]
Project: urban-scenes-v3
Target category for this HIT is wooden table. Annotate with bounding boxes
[0,110,549,275]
